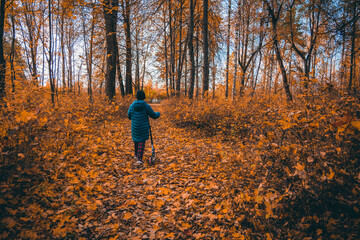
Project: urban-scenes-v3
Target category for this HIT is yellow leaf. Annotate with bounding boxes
[210,182,219,189]
[178,222,191,231]
[232,232,245,239]
[214,203,222,211]
[39,117,48,126]
[113,223,119,231]
[265,201,273,219]
[123,212,132,220]
[327,168,335,180]
[52,226,67,237]
[295,163,305,171]
[194,233,204,239]
[279,120,292,130]
[155,199,165,208]
[350,120,360,130]
[181,222,191,229]
[153,224,160,230]
[165,232,175,238]
[266,233,272,240]
[16,110,36,123]
[181,192,190,199]
[159,187,170,195]
[212,226,221,231]
[135,228,144,234]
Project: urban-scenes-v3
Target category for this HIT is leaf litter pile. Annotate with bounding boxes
[1,90,360,239]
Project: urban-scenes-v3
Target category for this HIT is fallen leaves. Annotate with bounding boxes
[1,92,360,239]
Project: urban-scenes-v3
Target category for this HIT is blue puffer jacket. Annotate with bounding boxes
[127,100,160,142]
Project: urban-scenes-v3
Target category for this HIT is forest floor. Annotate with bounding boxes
[1,94,359,239]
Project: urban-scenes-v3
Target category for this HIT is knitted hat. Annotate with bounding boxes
[136,90,146,100]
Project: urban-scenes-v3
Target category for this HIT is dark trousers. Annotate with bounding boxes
[134,141,146,161]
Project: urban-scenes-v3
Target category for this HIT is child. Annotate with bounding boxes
[127,90,160,165]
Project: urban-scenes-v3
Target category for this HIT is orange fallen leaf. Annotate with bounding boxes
[123,212,132,220]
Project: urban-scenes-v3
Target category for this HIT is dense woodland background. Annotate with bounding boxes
[0,0,360,239]
[0,0,359,100]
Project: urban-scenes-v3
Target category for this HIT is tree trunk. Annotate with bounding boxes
[123,0,132,95]
[168,0,175,96]
[225,0,231,98]
[264,0,292,101]
[195,34,199,98]
[23,2,39,86]
[103,0,118,101]
[83,3,95,101]
[212,54,216,99]
[135,33,140,91]
[273,37,292,101]
[184,52,188,96]
[175,0,184,96]
[163,5,169,98]
[61,8,66,91]
[252,51,262,96]
[288,0,321,91]
[10,8,16,93]
[0,0,5,100]
[233,15,239,100]
[348,0,357,95]
[89,4,95,100]
[187,0,195,99]
[116,44,125,97]
[48,0,56,104]
[67,23,73,92]
[202,0,209,96]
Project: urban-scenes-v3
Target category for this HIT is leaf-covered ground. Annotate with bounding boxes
[1,92,359,239]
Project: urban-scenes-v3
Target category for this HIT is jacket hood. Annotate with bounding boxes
[133,100,146,111]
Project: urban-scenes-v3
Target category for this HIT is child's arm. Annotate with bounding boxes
[146,104,160,119]
[127,105,132,120]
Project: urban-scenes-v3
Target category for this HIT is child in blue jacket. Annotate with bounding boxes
[127,90,160,165]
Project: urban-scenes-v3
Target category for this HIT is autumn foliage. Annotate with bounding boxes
[165,92,360,238]
[1,87,360,239]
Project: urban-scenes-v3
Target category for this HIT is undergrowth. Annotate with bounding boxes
[1,86,359,239]
[0,87,132,182]
[164,93,360,239]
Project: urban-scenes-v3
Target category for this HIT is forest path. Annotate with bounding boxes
[1,103,264,239]
[104,103,261,239]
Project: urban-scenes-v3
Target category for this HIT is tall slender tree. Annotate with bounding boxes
[202,0,209,96]
[288,0,322,90]
[225,0,231,98]
[123,0,132,95]
[0,0,5,101]
[233,0,240,100]
[163,4,169,97]
[348,0,358,95]
[48,0,56,104]
[236,0,264,96]
[116,44,125,97]
[264,0,292,101]
[103,0,118,100]
[188,0,196,99]
[175,0,184,96]
[10,5,16,92]
[20,0,40,86]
